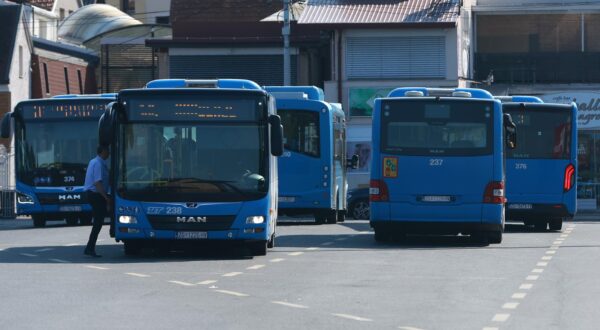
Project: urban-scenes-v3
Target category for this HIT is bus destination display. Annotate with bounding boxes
[20,102,107,120]
[127,97,260,121]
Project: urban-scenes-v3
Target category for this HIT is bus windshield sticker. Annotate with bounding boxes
[383,157,398,178]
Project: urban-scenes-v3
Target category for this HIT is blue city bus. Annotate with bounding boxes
[0,94,116,227]
[500,97,577,230]
[370,87,516,244]
[264,86,356,224]
[99,79,283,256]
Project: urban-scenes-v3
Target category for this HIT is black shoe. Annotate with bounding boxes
[84,250,102,258]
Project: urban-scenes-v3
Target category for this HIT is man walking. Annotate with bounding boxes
[84,145,111,257]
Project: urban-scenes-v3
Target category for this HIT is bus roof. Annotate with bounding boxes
[494,96,543,104]
[145,79,262,90]
[387,87,494,100]
[263,86,324,101]
[52,93,116,99]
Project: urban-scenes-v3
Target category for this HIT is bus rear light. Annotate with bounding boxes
[370,179,389,202]
[564,164,575,192]
[483,181,506,204]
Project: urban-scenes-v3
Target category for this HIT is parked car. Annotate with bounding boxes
[347,188,370,220]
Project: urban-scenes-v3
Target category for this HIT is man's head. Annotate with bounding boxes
[97,145,110,160]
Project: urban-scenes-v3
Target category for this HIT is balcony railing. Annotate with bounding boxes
[475,52,600,84]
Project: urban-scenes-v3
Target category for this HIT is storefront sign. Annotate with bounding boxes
[541,92,600,130]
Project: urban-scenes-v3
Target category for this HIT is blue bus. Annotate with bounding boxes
[0,94,115,227]
[98,79,283,256]
[264,86,356,224]
[500,97,577,230]
[370,88,516,244]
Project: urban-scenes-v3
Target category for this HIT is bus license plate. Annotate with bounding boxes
[509,204,533,210]
[421,195,452,203]
[59,206,82,212]
[175,231,208,240]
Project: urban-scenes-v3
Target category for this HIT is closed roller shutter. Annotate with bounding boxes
[170,55,297,86]
[345,36,446,79]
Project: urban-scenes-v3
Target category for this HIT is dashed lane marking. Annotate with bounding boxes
[552,241,563,245]
[271,301,309,309]
[35,248,54,252]
[398,327,425,330]
[519,283,533,290]
[482,327,499,330]
[214,290,249,297]
[246,264,265,270]
[125,272,150,278]
[169,280,195,286]
[222,272,243,277]
[546,250,556,255]
[560,234,569,238]
[526,275,539,281]
[537,262,549,267]
[269,258,285,263]
[541,256,553,261]
[532,268,544,273]
[85,265,109,270]
[197,280,218,285]
[512,293,527,299]
[502,302,519,310]
[288,252,304,256]
[20,253,38,257]
[492,314,510,322]
[332,313,373,322]
[49,258,70,263]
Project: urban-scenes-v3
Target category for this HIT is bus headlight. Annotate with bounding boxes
[119,215,137,224]
[17,193,34,204]
[246,216,264,224]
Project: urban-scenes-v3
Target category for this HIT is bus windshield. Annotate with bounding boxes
[279,109,320,158]
[505,108,572,159]
[381,99,494,156]
[118,123,267,202]
[15,120,98,187]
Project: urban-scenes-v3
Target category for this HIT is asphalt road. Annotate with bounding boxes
[1,217,599,330]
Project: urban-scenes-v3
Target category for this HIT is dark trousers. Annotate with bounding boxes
[85,191,107,252]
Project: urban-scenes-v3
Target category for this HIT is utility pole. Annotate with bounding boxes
[282,0,291,85]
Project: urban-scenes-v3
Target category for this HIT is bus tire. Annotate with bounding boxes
[488,230,503,244]
[549,218,563,231]
[124,241,142,256]
[250,241,268,256]
[32,216,46,228]
[79,215,92,226]
[66,217,78,226]
[534,221,547,231]
[267,234,275,249]
[337,210,346,223]
[315,212,327,224]
[374,228,391,243]
[471,232,490,246]
[326,210,338,224]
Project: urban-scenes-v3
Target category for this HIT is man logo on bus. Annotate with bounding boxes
[383,157,398,178]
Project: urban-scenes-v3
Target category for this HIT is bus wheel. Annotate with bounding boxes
[267,234,275,249]
[549,218,563,231]
[66,217,78,226]
[471,232,490,246]
[250,241,268,256]
[337,210,346,223]
[488,230,503,244]
[124,241,142,256]
[79,215,92,226]
[534,221,547,231]
[374,228,391,243]
[315,213,327,224]
[32,216,46,228]
[326,210,338,224]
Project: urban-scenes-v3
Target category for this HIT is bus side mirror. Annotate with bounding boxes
[503,113,517,149]
[269,114,284,156]
[99,102,118,146]
[1,113,11,139]
[347,154,359,169]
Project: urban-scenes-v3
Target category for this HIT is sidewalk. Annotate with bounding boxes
[574,212,599,221]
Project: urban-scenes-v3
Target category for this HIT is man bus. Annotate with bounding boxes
[370,88,516,244]
[264,86,357,224]
[98,79,283,256]
[1,94,115,227]
[500,97,577,231]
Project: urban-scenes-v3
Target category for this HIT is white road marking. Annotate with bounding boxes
[550,245,560,250]
[288,252,304,256]
[482,327,499,330]
[125,272,150,278]
[271,301,308,309]
[555,238,565,241]
[49,258,71,263]
[305,247,319,251]
[560,234,569,238]
[321,242,334,246]
[546,250,556,255]
[526,275,539,281]
[492,313,510,322]
[512,293,527,299]
[541,256,553,261]
[169,280,195,286]
[332,313,373,322]
[537,262,548,267]
[214,290,249,297]
[398,327,425,330]
[35,248,54,252]
[269,258,285,263]
[502,302,519,309]
[65,243,79,247]
[222,272,243,277]
[85,265,109,270]
[246,264,265,270]
[532,268,544,273]
[553,241,563,245]
[20,253,38,257]
[197,280,218,285]
[519,283,533,290]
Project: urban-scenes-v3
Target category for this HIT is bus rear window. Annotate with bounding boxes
[381,99,494,156]
[505,109,572,159]
[279,109,320,158]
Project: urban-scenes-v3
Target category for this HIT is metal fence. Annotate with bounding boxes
[0,145,15,218]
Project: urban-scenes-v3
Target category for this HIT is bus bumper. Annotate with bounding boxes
[506,203,574,220]
[370,220,503,235]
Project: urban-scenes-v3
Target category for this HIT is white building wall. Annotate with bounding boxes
[135,0,170,24]
[54,0,82,20]
[8,13,32,109]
